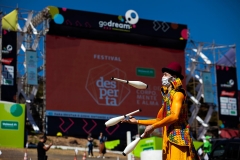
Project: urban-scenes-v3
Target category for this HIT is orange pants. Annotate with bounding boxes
[162,141,192,160]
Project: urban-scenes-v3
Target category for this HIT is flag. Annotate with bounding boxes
[2,9,18,31]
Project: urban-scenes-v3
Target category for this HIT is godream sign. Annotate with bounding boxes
[98,10,139,31]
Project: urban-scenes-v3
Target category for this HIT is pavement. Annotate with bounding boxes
[0,146,139,160]
[51,145,123,154]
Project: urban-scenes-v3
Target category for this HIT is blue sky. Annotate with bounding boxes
[1,0,240,88]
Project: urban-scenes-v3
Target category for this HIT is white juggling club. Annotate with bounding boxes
[111,77,148,89]
[105,109,142,127]
[122,133,145,156]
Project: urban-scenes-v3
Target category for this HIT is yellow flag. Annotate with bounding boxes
[2,9,18,31]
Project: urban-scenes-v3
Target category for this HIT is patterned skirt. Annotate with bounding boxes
[162,126,200,160]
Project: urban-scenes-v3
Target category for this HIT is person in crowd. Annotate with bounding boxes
[87,133,94,157]
[37,135,53,160]
[97,132,107,159]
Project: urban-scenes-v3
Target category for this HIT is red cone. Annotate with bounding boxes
[82,151,87,160]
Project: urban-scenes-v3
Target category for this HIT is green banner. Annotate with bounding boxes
[0,101,25,148]
[136,68,155,77]
[1,121,19,130]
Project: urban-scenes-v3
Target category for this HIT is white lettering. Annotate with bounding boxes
[142,101,159,105]
[106,96,117,106]
[136,88,159,106]
[96,77,119,106]
[107,20,112,27]
[3,122,13,126]
[93,54,121,62]
[119,23,123,28]
[136,90,157,95]
[137,95,157,100]
[99,20,131,30]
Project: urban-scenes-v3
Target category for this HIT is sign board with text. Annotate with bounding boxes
[46,35,185,120]
[216,65,238,128]
[1,30,17,102]
[0,101,25,148]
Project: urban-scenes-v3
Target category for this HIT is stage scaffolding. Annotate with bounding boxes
[185,39,236,140]
[0,5,51,133]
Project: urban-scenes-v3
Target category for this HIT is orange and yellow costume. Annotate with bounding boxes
[138,78,198,160]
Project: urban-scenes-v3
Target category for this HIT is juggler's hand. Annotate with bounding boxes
[144,125,154,136]
[121,116,138,124]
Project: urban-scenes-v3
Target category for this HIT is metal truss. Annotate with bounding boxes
[18,7,51,133]
[185,39,236,140]
[1,5,51,133]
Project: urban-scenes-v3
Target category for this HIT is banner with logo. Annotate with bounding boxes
[46,35,185,120]
[48,6,188,50]
[26,50,38,85]
[48,6,188,40]
[0,101,25,148]
[216,65,238,128]
[1,30,17,102]
[202,72,214,103]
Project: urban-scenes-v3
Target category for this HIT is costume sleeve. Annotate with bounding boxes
[151,92,184,129]
[138,104,164,125]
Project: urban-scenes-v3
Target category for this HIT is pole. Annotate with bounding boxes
[127,131,131,160]
[42,17,48,133]
[42,31,46,133]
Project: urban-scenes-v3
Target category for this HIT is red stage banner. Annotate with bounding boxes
[46,35,185,119]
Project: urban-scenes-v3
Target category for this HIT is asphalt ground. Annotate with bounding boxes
[0,148,140,160]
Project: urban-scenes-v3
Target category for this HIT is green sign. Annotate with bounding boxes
[136,68,155,77]
[0,101,25,148]
[132,136,203,158]
[133,136,162,157]
[1,121,18,130]
[230,110,237,115]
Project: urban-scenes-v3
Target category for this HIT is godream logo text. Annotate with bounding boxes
[99,20,131,30]
[98,10,139,31]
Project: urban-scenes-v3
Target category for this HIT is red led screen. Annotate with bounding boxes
[46,35,185,119]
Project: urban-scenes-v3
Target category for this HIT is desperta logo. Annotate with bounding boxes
[2,45,13,54]
[85,64,131,107]
[98,10,139,31]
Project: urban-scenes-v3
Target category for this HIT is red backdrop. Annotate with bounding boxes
[46,35,185,118]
